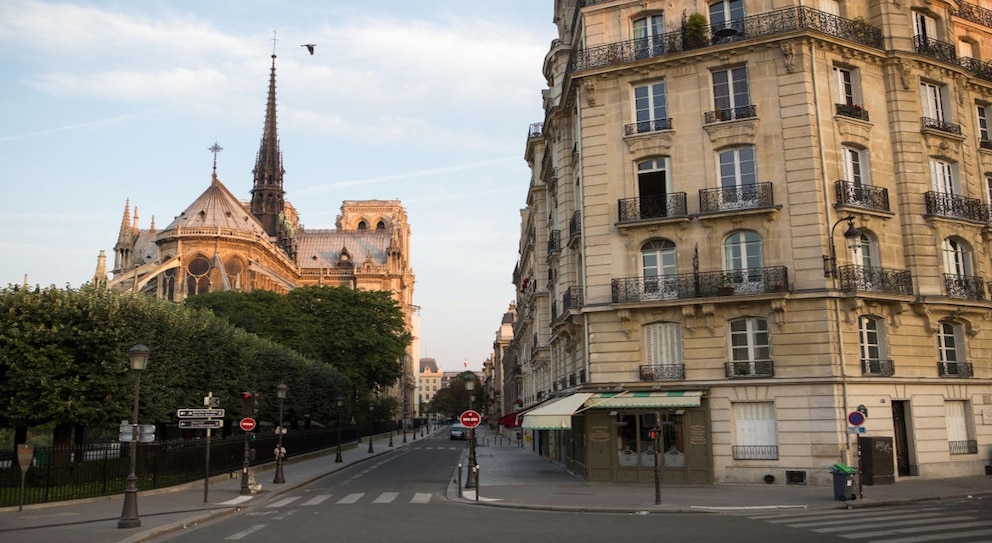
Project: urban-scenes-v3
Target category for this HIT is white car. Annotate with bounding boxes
[450,424,467,440]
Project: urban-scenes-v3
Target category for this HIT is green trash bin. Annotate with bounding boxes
[829,463,857,501]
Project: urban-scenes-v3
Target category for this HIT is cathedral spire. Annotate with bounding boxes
[249,50,286,237]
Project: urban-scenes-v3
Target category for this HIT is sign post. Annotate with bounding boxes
[16,444,33,512]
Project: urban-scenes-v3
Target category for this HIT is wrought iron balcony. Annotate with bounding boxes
[835,103,870,122]
[921,117,962,136]
[624,118,673,135]
[569,7,882,72]
[725,360,775,379]
[732,445,779,460]
[528,122,543,139]
[943,274,986,300]
[568,211,582,241]
[948,440,979,455]
[612,266,789,303]
[914,35,957,64]
[835,180,889,211]
[699,182,774,213]
[617,193,688,222]
[837,265,913,296]
[562,286,583,312]
[958,2,992,28]
[938,361,974,378]
[547,229,562,256]
[639,364,685,381]
[925,192,988,223]
[861,358,895,377]
[959,56,992,84]
[704,104,756,124]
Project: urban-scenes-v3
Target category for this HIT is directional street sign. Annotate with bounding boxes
[178,408,225,418]
[179,419,223,429]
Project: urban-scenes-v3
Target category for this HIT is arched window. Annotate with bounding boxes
[186,256,211,296]
[723,231,764,292]
[641,239,677,299]
[376,221,386,230]
[942,238,971,277]
[358,221,368,230]
[225,258,244,290]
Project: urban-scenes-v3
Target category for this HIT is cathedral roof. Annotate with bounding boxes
[162,176,268,236]
[297,229,391,268]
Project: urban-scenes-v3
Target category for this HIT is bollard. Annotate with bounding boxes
[457,463,463,498]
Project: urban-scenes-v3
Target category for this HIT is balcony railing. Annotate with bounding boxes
[617,193,688,222]
[547,230,562,256]
[958,2,992,28]
[568,211,582,241]
[921,116,963,136]
[732,444,779,460]
[699,182,774,213]
[835,180,889,211]
[837,265,914,296]
[704,104,756,124]
[959,56,992,83]
[726,360,775,378]
[612,266,789,303]
[835,103,870,121]
[914,35,957,64]
[948,440,979,455]
[944,273,986,300]
[639,364,685,381]
[569,7,882,72]
[528,122,543,139]
[562,286,584,312]
[861,358,895,377]
[624,118,673,135]
[938,361,974,378]
[925,191,988,222]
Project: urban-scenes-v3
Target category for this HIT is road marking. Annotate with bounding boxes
[265,496,301,508]
[337,492,364,504]
[410,492,432,504]
[373,492,398,503]
[217,495,253,506]
[225,524,267,540]
[301,494,332,506]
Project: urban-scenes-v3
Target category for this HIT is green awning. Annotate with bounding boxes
[584,390,703,409]
[522,393,595,430]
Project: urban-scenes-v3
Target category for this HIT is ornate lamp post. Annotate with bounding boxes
[464,374,478,489]
[273,384,288,484]
[367,402,375,453]
[335,396,344,463]
[823,215,861,278]
[118,344,150,529]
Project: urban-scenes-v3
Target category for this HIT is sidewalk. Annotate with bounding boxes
[2,426,991,543]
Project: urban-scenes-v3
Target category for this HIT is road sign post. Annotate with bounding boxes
[459,410,481,428]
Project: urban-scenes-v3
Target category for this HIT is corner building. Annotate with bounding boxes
[514,0,992,486]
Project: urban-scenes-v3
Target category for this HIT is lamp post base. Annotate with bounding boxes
[273,461,285,484]
[118,475,141,529]
[335,447,343,463]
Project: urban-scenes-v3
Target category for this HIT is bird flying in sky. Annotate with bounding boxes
[301,43,316,55]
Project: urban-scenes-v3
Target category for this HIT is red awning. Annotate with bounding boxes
[498,411,523,427]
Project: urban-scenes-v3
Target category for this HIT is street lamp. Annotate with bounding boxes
[335,396,344,463]
[367,402,375,453]
[464,374,477,489]
[118,343,150,529]
[823,215,862,278]
[273,384,288,484]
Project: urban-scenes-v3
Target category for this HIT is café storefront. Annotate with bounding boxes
[523,390,711,484]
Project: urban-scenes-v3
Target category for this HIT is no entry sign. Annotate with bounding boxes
[240,417,257,432]
[459,410,482,428]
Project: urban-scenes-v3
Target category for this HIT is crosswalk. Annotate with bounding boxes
[743,503,992,542]
[259,491,437,508]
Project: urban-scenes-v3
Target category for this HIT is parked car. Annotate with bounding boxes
[450,423,467,440]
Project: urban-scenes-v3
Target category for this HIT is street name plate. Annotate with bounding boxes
[177,408,225,418]
[178,419,224,429]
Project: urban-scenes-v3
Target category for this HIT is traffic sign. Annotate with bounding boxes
[240,417,257,431]
[848,411,866,426]
[179,419,224,429]
[178,408,225,418]
[459,410,482,428]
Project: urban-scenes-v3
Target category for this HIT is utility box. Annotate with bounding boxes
[829,463,857,501]
[858,436,895,485]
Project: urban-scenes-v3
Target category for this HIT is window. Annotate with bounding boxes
[727,317,771,377]
[710,0,745,43]
[633,14,665,58]
[856,232,879,269]
[945,400,976,454]
[978,104,990,147]
[913,11,937,41]
[937,320,965,368]
[833,66,862,107]
[644,322,684,379]
[186,255,211,296]
[712,67,750,120]
[929,158,958,195]
[723,231,764,291]
[820,0,840,17]
[920,82,949,123]
[637,157,671,218]
[642,240,678,299]
[633,82,669,133]
[842,146,870,187]
[717,147,757,208]
[859,315,892,376]
[942,238,972,277]
[732,402,778,460]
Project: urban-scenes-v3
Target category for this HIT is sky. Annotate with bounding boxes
[0,0,555,373]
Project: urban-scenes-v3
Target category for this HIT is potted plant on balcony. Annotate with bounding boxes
[682,13,709,50]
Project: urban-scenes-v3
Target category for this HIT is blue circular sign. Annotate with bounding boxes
[847,411,865,426]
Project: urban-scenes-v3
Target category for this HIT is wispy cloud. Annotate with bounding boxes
[298,156,518,192]
[0,107,170,142]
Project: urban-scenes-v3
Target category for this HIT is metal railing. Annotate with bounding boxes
[639,364,685,381]
[925,192,988,223]
[568,211,582,241]
[861,358,895,377]
[948,440,979,455]
[617,193,688,222]
[835,180,889,211]
[943,273,986,300]
[704,104,757,124]
[914,35,958,64]
[732,445,779,460]
[958,2,992,28]
[547,230,562,255]
[838,265,914,295]
[699,182,774,213]
[725,360,775,379]
[612,266,789,303]
[921,116,963,136]
[624,117,673,135]
[835,103,870,121]
[937,361,974,378]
